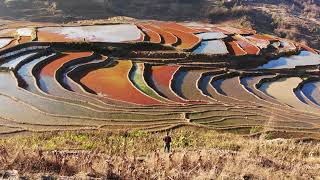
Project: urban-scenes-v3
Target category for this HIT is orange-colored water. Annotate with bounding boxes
[225,41,247,56]
[136,24,161,43]
[18,36,32,44]
[154,22,200,34]
[81,61,163,105]
[40,52,93,77]
[162,28,201,50]
[150,65,188,103]
[37,31,75,42]
[233,36,260,55]
[140,24,177,45]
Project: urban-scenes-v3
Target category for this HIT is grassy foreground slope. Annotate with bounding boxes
[0,127,319,179]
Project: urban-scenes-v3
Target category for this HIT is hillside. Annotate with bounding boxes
[0,127,319,179]
[0,1,319,179]
[0,0,319,49]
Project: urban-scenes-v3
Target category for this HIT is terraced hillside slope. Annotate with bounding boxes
[0,20,319,138]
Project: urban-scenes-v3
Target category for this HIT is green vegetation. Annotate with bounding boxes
[0,127,319,179]
[250,126,264,134]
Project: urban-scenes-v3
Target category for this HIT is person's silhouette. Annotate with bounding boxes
[163,132,172,153]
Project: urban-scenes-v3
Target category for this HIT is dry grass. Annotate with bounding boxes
[0,127,319,179]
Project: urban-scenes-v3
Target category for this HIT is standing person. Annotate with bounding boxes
[163,132,172,153]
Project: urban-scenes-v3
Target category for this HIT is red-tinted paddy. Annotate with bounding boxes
[245,36,270,49]
[39,52,93,93]
[225,41,247,56]
[140,24,177,45]
[147,65,188,103]
[161,28,201,50]
[233,35,260,55]
[80,61,163,105]
[136,24,161,44]
[153,22,200,34]
[41,52,93,77]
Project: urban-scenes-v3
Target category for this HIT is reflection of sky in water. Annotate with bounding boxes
[63,60,105,92]
[212,79,226,95]
[193,40,228,54]
[39,75,50,93]
[1,52,37,69]
[258,51,320,69]
[172,70,188,99]
[198,74,212,96]
[240,77,255,94]
[196,32,227,40]
[302,82,320,106]
[39,25,141,42]
[294,90,308,104]
[17,54,56,92]
[128,63,139,89]
[0,38,13,49]
[258,82,273,98]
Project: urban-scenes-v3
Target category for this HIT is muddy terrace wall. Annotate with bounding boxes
[0,41,264,68]
[0,39,305,71]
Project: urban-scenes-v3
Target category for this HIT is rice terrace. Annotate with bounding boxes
[0,19,319,136]
[0,13,320,178]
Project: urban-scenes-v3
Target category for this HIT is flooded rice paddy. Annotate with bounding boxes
[0,38,13,49]
[0,21,319,135]
[193,40,228,54]
[38,25,143,42]
[258,51,320,69]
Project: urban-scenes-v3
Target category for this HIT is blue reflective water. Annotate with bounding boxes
[240,77,255,94]
[211,79,226,95]
[1,52,37,69]
[17,54,56,92]
[193,40,229,54]
[171,69,188,99]
[198,74,213,96]
[258,51,320,69]
[302,81,320,106]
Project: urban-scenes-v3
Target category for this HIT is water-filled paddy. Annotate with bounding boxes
[80,61,163,105]
[38,52,92,93]
[172,69,212,102]
[196,32,227,40]
[38,25,143,42]
[16,28,34,36]
[0,38,13,49]
[301,81,320,106]
[0,21,319,134]
[233,35,260,55]
[240,75,282,105]
[0,52,37,69]
[193,40,228,54]
[259,77,319,114]
[17,53,57,91]
[162,28,200,49]
[137,24,161,44]
[145,65,187,103]
[225,41,247,56]
[258,51,320,69]
[129,63,170,103]
[140,24,177,45]
[245,36,269,49]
